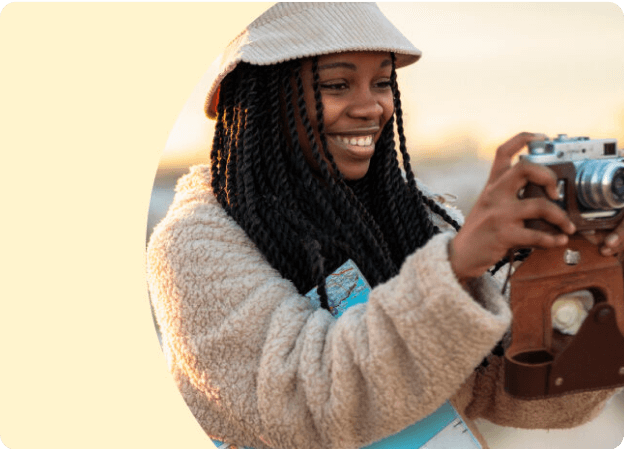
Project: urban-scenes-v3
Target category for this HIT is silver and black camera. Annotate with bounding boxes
[520,134,624,231]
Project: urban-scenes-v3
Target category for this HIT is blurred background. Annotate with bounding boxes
[146,3,624,448]
[148,2,624,240]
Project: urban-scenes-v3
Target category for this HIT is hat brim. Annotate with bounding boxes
[204,2,421,119]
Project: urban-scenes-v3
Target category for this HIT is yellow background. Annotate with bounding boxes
[1,3,623,449]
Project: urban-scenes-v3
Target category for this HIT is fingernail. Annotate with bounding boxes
[602,247,613,256]
[606,234,619,247]
[568,223,576,234]
[557,235,569,245]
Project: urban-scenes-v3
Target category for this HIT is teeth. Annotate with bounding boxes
[338,135,373,147]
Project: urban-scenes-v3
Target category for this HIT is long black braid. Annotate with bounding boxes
[211,55,462,310]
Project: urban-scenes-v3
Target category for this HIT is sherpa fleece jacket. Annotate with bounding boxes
[147,165,615,449]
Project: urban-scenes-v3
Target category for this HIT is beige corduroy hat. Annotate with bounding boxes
[204,2,421,119]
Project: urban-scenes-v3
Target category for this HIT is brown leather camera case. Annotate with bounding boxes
[505,235,624,399]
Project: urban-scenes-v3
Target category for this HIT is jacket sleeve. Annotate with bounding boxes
[146,168,512,449]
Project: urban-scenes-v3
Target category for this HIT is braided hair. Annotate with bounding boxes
[210,53,461,310]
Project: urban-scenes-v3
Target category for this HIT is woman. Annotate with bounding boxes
[147,3,622,448]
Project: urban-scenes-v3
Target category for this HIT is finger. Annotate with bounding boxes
[510,227,570,249]
[489,132,548,183]
[580,230,604,246]
[515,198,576,234]
[495,159,560,201]
[601,221,624,255]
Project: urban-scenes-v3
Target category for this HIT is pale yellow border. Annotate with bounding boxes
[0,3,270,449]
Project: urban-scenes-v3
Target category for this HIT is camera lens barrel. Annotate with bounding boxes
[575,159,624,210]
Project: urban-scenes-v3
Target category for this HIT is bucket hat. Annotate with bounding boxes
[204,2,421,119]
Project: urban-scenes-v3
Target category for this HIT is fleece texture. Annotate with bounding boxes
[147,165,615,449]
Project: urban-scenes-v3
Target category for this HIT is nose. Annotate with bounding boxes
[347,89,385,121]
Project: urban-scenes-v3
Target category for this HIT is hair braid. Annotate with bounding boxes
[311,57,342,182]
[211,90,226,201]
[389,54,437,246]
[368,118,415,265]
[422,197,461,232]
[218,66,306,289]
[224,76,245,217]
[252,69,277,204]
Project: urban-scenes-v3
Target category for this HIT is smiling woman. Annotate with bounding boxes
[298,52,395,180]
[146,3,622,449]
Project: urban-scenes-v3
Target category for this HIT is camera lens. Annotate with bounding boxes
[611,168,624,201]
[575,160,624,210]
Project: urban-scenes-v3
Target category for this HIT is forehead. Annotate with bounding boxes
[316,51,392,68]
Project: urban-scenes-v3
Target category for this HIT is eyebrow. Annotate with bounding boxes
[318,59,392,72]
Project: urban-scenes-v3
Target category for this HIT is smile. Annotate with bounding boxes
[335,135,374,147]
[327,134,377,162]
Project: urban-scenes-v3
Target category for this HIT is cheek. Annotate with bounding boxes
[381,94,395,125]
[303,89,341,136]
[316,97,341,128]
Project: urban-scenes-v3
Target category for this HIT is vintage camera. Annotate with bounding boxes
[520,134,624,231]
[504,135,624,399]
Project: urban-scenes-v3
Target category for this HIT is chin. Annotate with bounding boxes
[339,162,371,181]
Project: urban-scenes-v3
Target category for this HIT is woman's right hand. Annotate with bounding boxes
[449,132,577,283]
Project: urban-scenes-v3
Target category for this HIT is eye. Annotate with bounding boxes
[319,81,348,91]
[375,79,392,89]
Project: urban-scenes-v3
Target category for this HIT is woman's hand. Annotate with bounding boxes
[599,226,624,256]
[581,224,624,257]
[449,132,577,282]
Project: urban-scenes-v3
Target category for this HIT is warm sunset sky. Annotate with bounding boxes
[162,2,624,169]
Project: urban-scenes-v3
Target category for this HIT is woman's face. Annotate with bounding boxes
[299,51,395,181]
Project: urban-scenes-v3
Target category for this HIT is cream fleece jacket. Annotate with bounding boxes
[147,165,614,449]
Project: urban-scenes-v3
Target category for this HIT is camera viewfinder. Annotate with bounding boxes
[604,142,616,156]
